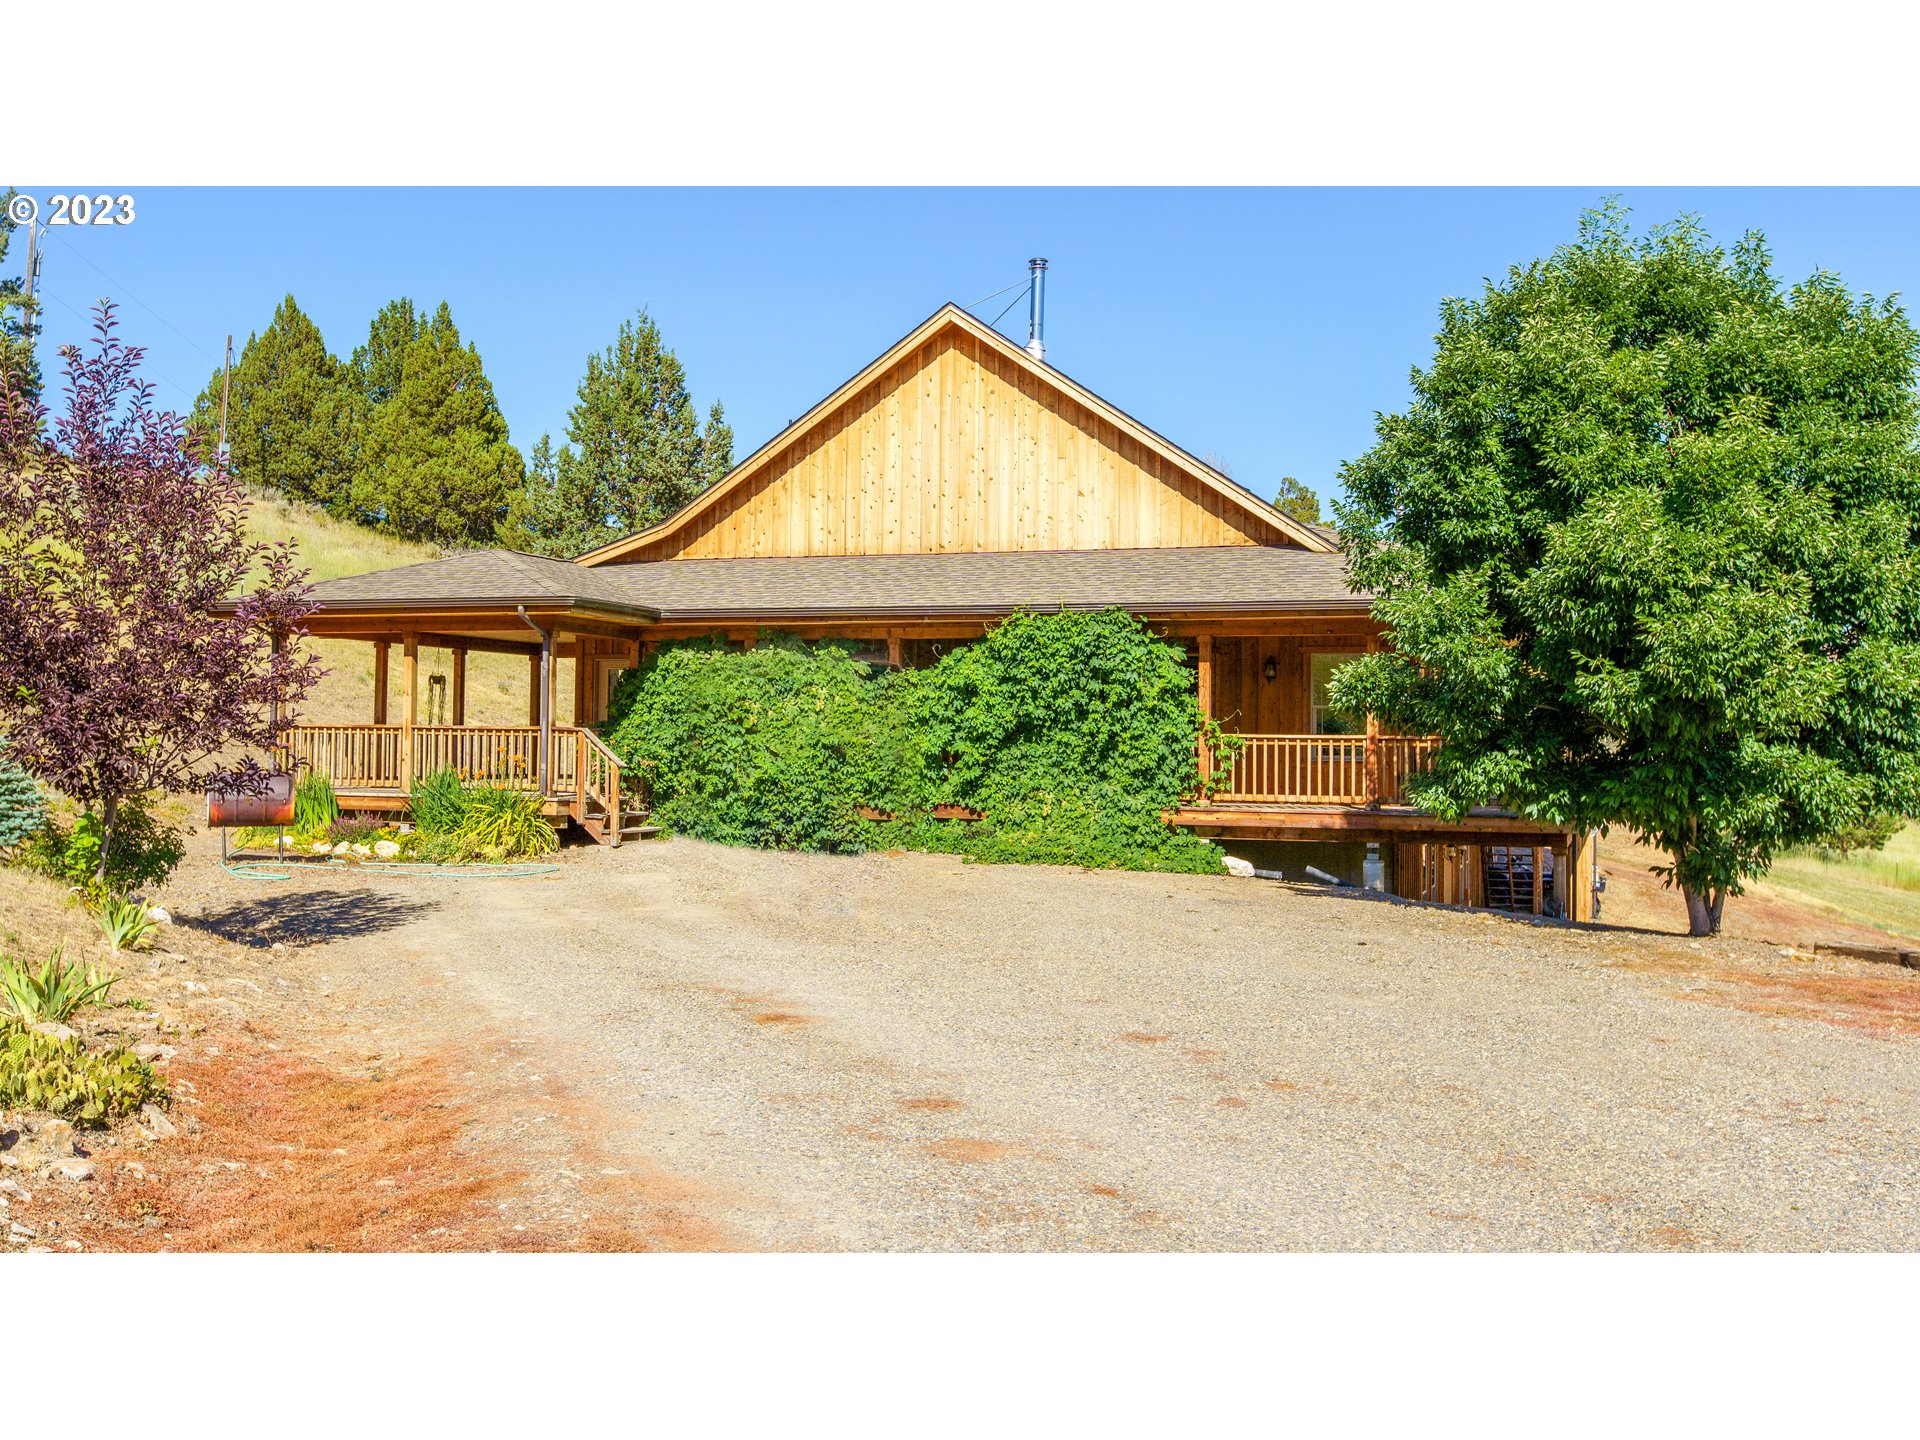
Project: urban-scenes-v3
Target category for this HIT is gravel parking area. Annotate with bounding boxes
[159,836,1920,1250]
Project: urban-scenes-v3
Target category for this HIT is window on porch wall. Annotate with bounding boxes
[1309,651,1364,736]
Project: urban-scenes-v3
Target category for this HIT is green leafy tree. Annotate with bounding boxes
[507,310,729,554]
[348,301,523,546]
[0,191,39,401]
[192,295,355,511]
[1271,476,1322,525]
[1331,203,1920,935]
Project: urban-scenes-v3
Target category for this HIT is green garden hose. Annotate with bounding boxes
[220,854,560,882]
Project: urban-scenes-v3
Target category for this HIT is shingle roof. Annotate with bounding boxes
[285,545,1367,620]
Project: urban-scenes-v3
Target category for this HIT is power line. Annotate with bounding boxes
[37,285,200,402]
[43,227,224,367]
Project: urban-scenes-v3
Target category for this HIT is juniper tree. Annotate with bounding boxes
[1331,203,1920,935]
[0,305,322,883]
[191,295,355,511]
[348,301,523,546]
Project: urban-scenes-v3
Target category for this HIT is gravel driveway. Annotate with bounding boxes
[162,836,1920,1250]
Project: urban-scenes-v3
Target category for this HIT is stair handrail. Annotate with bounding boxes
[575,727,626,847]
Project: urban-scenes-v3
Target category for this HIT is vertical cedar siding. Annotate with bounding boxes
[610,327,1293,563]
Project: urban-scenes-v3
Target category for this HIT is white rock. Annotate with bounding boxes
[311,841,333,855]
[148,906,172,925]
[47,1156,94,1183]
[1222,855,1257,878]
[372,840,401,860]
[131,1043,178,1063]
[351,842,373,858]
[139,1104,178,1140]
[28,1022,78,1043]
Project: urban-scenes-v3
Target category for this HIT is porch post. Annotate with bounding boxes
[372,640,389,725]
[1195,634,1214,786]
[1364,634,1382,807]
[451,647,467,727]
[538,628,554,795]
[401,631,418,795]
[572,639,590,727]
[527,653,541,726]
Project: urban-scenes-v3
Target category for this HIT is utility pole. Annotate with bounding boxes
[20,216,42,359]
[218,333,233,469]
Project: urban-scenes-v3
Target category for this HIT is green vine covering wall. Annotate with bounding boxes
[602,608,1229,873]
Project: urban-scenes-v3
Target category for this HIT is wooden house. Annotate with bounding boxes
[244,303,1595,919]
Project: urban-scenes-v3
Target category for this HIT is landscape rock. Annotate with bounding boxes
[139,1104,178,1139]
[131,1043,178,1063]
[29,1021,79,1043]
[372,840,402,860]
[148,906,172,925]
[311,841,333,855]
[351,842,373,858]
[47,1156,95,1183]
[1222,855,1257,878]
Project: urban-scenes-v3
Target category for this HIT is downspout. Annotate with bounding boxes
[517,607,553,795]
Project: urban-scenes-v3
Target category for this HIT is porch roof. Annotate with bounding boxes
[274,545,1367,624]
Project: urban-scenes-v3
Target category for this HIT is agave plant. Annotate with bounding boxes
[95,894,160,953]
[0,948,119,1025]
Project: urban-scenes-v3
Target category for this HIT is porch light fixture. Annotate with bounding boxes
[1263,656,1277,682]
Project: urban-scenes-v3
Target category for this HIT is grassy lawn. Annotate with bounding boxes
[1756,825,1920,943]
[243,491,586,728]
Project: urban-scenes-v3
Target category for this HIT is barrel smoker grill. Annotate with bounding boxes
[207,773,296,861]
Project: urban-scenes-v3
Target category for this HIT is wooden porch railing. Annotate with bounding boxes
[1212,733,1441,805]
[281,724,406,791]
[281,724,582,797]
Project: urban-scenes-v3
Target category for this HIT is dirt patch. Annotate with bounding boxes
[926,1138,1013,1163]
[1087,1184,1122,1198]
[901,1097,963,1112]
[1617,948,1920,1038]
[1263,1079,1298,1093]
[73,1036,520,1252]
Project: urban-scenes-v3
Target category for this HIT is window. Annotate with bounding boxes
[1309,651,1362,735]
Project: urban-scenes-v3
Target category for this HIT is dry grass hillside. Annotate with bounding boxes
[244,492,586,728]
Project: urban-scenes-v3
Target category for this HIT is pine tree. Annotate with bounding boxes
[498,434,608,556]
[701,400,735,488]
[191,295,355,511]
[349,301,523,546]
[0,739,45,852]
[0,191,41,402]
[507,310,729,553]
[1271,476,1322,525]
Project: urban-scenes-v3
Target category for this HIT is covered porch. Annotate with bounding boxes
[284,611,650,846]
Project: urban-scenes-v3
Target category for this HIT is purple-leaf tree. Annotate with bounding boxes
[0,302,323,882]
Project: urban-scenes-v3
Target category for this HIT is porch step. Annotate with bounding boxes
[576,807,655,846]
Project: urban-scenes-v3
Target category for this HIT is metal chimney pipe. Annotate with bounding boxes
[1026,257,1048,360]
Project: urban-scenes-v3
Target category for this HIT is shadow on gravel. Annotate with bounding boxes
[187,888,436,948]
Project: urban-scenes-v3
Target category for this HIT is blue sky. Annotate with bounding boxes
[13,187,1920,508]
